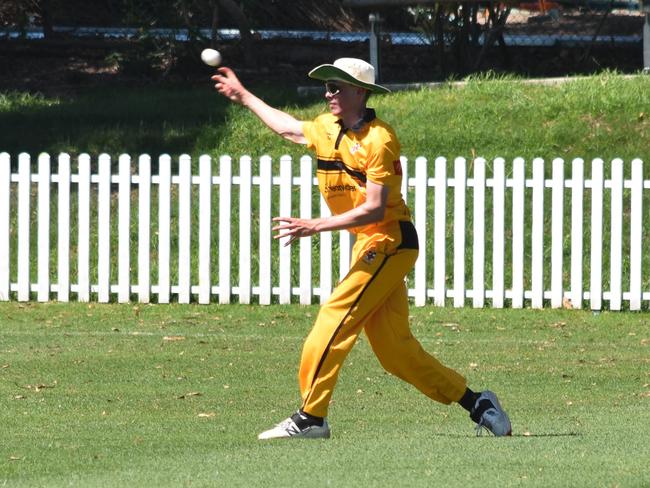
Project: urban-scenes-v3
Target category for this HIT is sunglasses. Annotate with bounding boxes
[325,82,341,96]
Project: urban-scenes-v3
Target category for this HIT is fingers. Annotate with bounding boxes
[211,66,233,80]
[211,67,238,87]
[273,229,297,247]
[211,67,244,102]
[272,226,293,234]
[272,216,295,227]
[272,217,319,245]
[272,222,297,237]
[272,217,303,246]
[272,217,296,232]
[210,68,230,89]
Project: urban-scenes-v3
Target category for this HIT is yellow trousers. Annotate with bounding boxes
[299,221,467,418]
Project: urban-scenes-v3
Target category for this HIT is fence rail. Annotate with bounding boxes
[0,152,647,310]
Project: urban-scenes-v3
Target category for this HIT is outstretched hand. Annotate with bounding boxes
[211,67,248,105]
[272,217,321,247]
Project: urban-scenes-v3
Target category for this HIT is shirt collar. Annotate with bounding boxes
[337,108,376,133]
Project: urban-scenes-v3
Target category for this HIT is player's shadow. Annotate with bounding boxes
[431,432,581,438]
[510,432,581,438]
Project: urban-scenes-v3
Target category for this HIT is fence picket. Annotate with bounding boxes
[56,154,71,302]
[138,154,151,304]
[259,156,272,305]
[0,153,9,301]
[198,155,212,304]
[319,195,332,304]
[433,157,447,306]
[158,155,172,304]
[590,159,604,310]
[629,159,643,310]
[492,158,505,308]
[218,155,231,304]
[400,156,409,206]
[531,158,545,308]
[77,154,91,302]
[238,156,252,304]
[511,158,525,308]
[453,157,467,308]
[414,157,428,307]
[551,158,565,308]
[609,158,623,311]
[118,154,131,303]
[472,158,486,308]
[279,156,292,304]
[37,153,50,302]
[299,156,313,305]
[17,154,31,301]
[97,154,111,303]
[570,159,584,309]
[178,155,192,304]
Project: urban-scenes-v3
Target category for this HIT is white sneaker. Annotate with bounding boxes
[258,412,331,440]
[471,391,512,436]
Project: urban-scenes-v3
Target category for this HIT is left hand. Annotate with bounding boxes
[272,217,320,246]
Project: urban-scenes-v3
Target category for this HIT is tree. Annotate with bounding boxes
[213,0,256,67]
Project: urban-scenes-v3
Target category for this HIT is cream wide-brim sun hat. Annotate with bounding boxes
[308,58,390,94]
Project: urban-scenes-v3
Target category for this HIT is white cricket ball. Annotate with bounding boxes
[201,48,222,67]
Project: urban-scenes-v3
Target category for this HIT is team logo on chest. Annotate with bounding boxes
[363,249,377,264]
[349,142,362,155]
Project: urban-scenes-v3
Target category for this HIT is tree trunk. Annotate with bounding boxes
[211,1,219,46]
[218,0,256,67]
[40,0,54,39]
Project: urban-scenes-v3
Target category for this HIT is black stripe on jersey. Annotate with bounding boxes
[302,253,390,412]
[397,221,419,250]
[317,158,367,184]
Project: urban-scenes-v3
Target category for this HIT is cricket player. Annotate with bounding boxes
[212,58,511,439]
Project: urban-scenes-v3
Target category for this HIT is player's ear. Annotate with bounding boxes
[356,87,370,102]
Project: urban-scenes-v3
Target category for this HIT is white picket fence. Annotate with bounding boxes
[0,152,647,310]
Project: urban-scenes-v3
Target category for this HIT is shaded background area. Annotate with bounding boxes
[0,0,646,95]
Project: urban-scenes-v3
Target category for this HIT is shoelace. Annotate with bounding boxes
[276,418,301,435]
[474,412,493,437]
[277,418,293,428]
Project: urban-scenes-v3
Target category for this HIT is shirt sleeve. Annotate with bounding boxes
[302,120,318,152]
[365,133,402,187]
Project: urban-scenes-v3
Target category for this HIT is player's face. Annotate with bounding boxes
[324,82,366,118]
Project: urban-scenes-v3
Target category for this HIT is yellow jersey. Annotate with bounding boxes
[302,109,412,237]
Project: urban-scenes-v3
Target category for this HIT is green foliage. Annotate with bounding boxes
[0,91,60,114]
[0,303,649,487]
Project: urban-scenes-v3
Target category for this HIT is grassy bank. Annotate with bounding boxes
[1,303,649,487]
[1,73,648,163]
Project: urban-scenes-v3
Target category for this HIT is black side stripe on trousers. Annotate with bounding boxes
[303,253,391,410]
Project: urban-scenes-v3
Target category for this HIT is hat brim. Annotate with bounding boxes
[308,64,391,94]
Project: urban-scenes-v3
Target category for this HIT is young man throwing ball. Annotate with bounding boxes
[211,58,511,439]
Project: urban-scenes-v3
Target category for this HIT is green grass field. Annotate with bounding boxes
[1,302,648,487]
